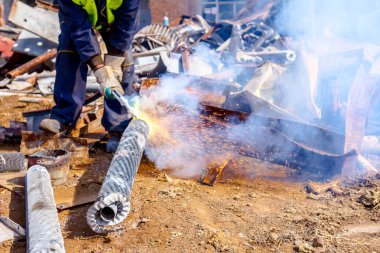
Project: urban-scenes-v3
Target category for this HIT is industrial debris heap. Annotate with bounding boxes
[0,0,379,252]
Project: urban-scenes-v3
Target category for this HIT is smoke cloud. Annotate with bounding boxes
[132,1,380,178]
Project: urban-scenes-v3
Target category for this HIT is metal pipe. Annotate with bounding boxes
[0,152,26,172]
[238,50,297,62]
[87,119,149,233]
[6,48,57,79]
[26,165,65,253]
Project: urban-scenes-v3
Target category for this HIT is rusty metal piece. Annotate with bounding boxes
[200,160,230,186]
[0,121,26,143]
[141,78,159,91]
[28,149,71,186]
[6,48,57,79]
[71,107,104,137]
[0,152,26,172]
[200,105,353,180]
[35,0,59,11]
[225,90,306,123]
[22,92,102,132]
[181,48,191,72]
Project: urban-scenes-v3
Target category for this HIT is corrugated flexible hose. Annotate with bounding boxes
[26,165,65,253]
[87,119,149,233]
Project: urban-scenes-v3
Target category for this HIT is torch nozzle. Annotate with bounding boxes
[111,89,138,118]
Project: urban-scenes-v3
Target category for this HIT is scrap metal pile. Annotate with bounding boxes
[131,15,379,183]
[0,0,379,250]
[0,2,378,180]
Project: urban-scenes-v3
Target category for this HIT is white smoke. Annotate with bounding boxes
[135,1,380,177]
[272,0,380,129]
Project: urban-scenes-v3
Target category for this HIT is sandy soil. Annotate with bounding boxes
[0,95,379,253]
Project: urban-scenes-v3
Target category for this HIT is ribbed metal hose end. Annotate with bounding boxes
[0,152,26,172]
[87,119,149,233]
[26,165,65,253]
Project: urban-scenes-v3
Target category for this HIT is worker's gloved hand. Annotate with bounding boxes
[94,66,124,98]
[104,54,125,82]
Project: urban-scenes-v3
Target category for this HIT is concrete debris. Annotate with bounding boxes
[26,165,65,253]
[87,120,149,233]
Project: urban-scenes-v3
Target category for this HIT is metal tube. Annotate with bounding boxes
[26,165,65,253]
[0,152,26,172]
[6,48,57,79]
[87,120,149,233]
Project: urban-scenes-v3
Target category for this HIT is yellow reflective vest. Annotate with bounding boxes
[71,0,123,29]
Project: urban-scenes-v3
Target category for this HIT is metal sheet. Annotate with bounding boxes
[9,1,59,43]
[0,216,25,243]
[13,30,57,57]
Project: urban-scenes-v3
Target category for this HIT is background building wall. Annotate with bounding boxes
[149,0,201,24]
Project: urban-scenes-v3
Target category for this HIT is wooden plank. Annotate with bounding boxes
[9,0,59,43]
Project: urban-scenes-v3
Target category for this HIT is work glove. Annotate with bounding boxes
[94,65,124,98]
[104,54,125,82]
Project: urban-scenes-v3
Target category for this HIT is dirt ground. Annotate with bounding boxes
[0,95,379,253]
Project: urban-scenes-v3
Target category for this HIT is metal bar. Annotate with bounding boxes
[6,48,57,79]
[87,120,149,233]
[0,216,25,243]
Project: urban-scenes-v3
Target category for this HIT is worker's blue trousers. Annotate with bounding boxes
[50,32,134,132]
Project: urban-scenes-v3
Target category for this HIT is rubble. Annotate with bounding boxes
[0,1,378,252]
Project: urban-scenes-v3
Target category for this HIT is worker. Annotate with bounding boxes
[39,0,140,152]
